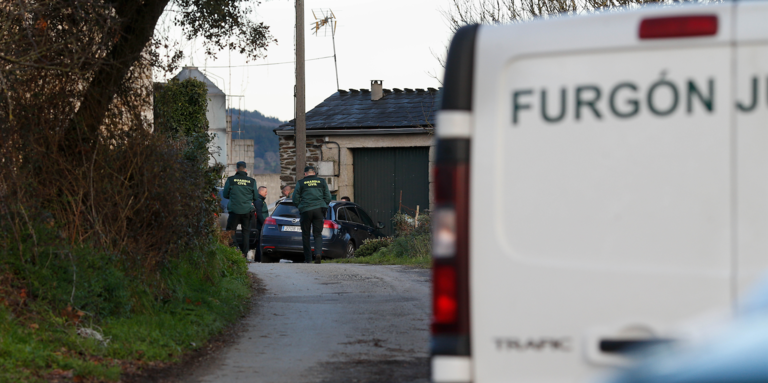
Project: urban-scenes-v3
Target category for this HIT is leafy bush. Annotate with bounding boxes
[331,212,432,267]
[391,212,431,237]
[360,212,432,261]
[377,234,431,261]
[1,74,222,288]
[355,237,393,258]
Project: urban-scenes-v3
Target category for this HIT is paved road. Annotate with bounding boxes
[189,263,431,383]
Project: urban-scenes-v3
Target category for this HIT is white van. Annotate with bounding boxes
[431,1,768,382]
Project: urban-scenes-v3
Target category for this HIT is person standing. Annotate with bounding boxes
[280,185,293,201]
[269,185,294,215]
[252,186,269,263]
[292,165,331,264]
[223,161,258,260]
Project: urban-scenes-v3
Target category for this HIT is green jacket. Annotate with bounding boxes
[254,194,268,227]
[223,171,258,215]
[292,175,331,213]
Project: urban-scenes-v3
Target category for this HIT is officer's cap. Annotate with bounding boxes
[304,165,316,173]
[236,161,247,169]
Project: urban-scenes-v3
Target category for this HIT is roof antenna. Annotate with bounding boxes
[311,8,340,91]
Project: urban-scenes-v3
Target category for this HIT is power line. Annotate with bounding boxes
[204,56,334,69]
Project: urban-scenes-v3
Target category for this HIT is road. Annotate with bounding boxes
[188,263,431,383]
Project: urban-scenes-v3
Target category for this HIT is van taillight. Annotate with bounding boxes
[431,139,471,356]
[433,264,458,324]
[639,15,717,39]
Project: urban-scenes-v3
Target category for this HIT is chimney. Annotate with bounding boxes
[371,80,383,101]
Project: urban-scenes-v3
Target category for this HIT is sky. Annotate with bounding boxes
[154,0,453,122]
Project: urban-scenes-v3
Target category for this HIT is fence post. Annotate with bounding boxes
[415,205,420,227]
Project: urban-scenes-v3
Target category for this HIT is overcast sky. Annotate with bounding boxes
[154,0,452,122]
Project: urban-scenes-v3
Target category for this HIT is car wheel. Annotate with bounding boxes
[345,241,356,259]
[261,252,277,263]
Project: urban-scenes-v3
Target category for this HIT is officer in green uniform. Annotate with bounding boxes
[292,165,332,264]
[252,186,269,262]
[223,161,258,259]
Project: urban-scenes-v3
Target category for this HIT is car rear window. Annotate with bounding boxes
[357,208,374,228]
[346,207,364,225]
[335,207,347,221]
[273,203,300,218]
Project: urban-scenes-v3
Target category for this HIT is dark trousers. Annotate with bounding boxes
[227,213,252,256]
[300,208,324,263]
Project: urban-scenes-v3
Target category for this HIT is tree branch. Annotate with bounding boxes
[70,0,170,146]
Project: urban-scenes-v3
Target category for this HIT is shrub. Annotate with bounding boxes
[391,212,431,238]
[0,75,221,293]
[355,237,393,258]
[377,234,431,261]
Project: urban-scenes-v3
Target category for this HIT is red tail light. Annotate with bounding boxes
[433,264,458,324]
[265,217,276,225]
[431,139,470,356]
[639,15,717,39]
[323,220,340,229]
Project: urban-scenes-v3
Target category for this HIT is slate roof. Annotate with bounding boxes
[174,67,225,96]
[276,87,441,132]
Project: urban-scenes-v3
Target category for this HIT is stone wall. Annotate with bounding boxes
[279,136,324,186]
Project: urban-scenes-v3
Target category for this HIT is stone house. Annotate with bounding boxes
[274,81,438,235]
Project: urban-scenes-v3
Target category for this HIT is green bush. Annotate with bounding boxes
[391,212,431,237]
[331,212,432,267]
[356,212,434,261]
[355,237,393,258]
[377,234,431,260]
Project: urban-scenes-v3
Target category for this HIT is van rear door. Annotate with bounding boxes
[735,1,768,304]
[469,4,734,382]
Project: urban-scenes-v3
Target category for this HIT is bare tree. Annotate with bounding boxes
[431,0,697,80]
[440,0,680,32]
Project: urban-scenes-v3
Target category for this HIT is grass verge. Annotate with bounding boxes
[328,252,431,267]
[328,233,431,268]
[0,243,249,383]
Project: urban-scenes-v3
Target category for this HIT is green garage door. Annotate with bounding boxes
[354,147,430,236]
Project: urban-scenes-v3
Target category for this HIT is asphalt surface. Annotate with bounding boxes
[188,263,432,383]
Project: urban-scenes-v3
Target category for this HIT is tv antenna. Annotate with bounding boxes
[311,8,340,90]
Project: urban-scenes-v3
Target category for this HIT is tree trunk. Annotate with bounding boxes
[69,0,169,151]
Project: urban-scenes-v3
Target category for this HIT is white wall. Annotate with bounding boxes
[207,93,227,166]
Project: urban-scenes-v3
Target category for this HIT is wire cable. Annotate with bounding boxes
[203,56,334,68]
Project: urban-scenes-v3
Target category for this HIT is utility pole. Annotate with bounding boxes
[295,0,306,184]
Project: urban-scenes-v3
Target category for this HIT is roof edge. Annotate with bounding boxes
[274,128,433,136]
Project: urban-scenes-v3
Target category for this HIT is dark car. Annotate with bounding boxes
[215,187,230,230]
[260,200,386,263]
